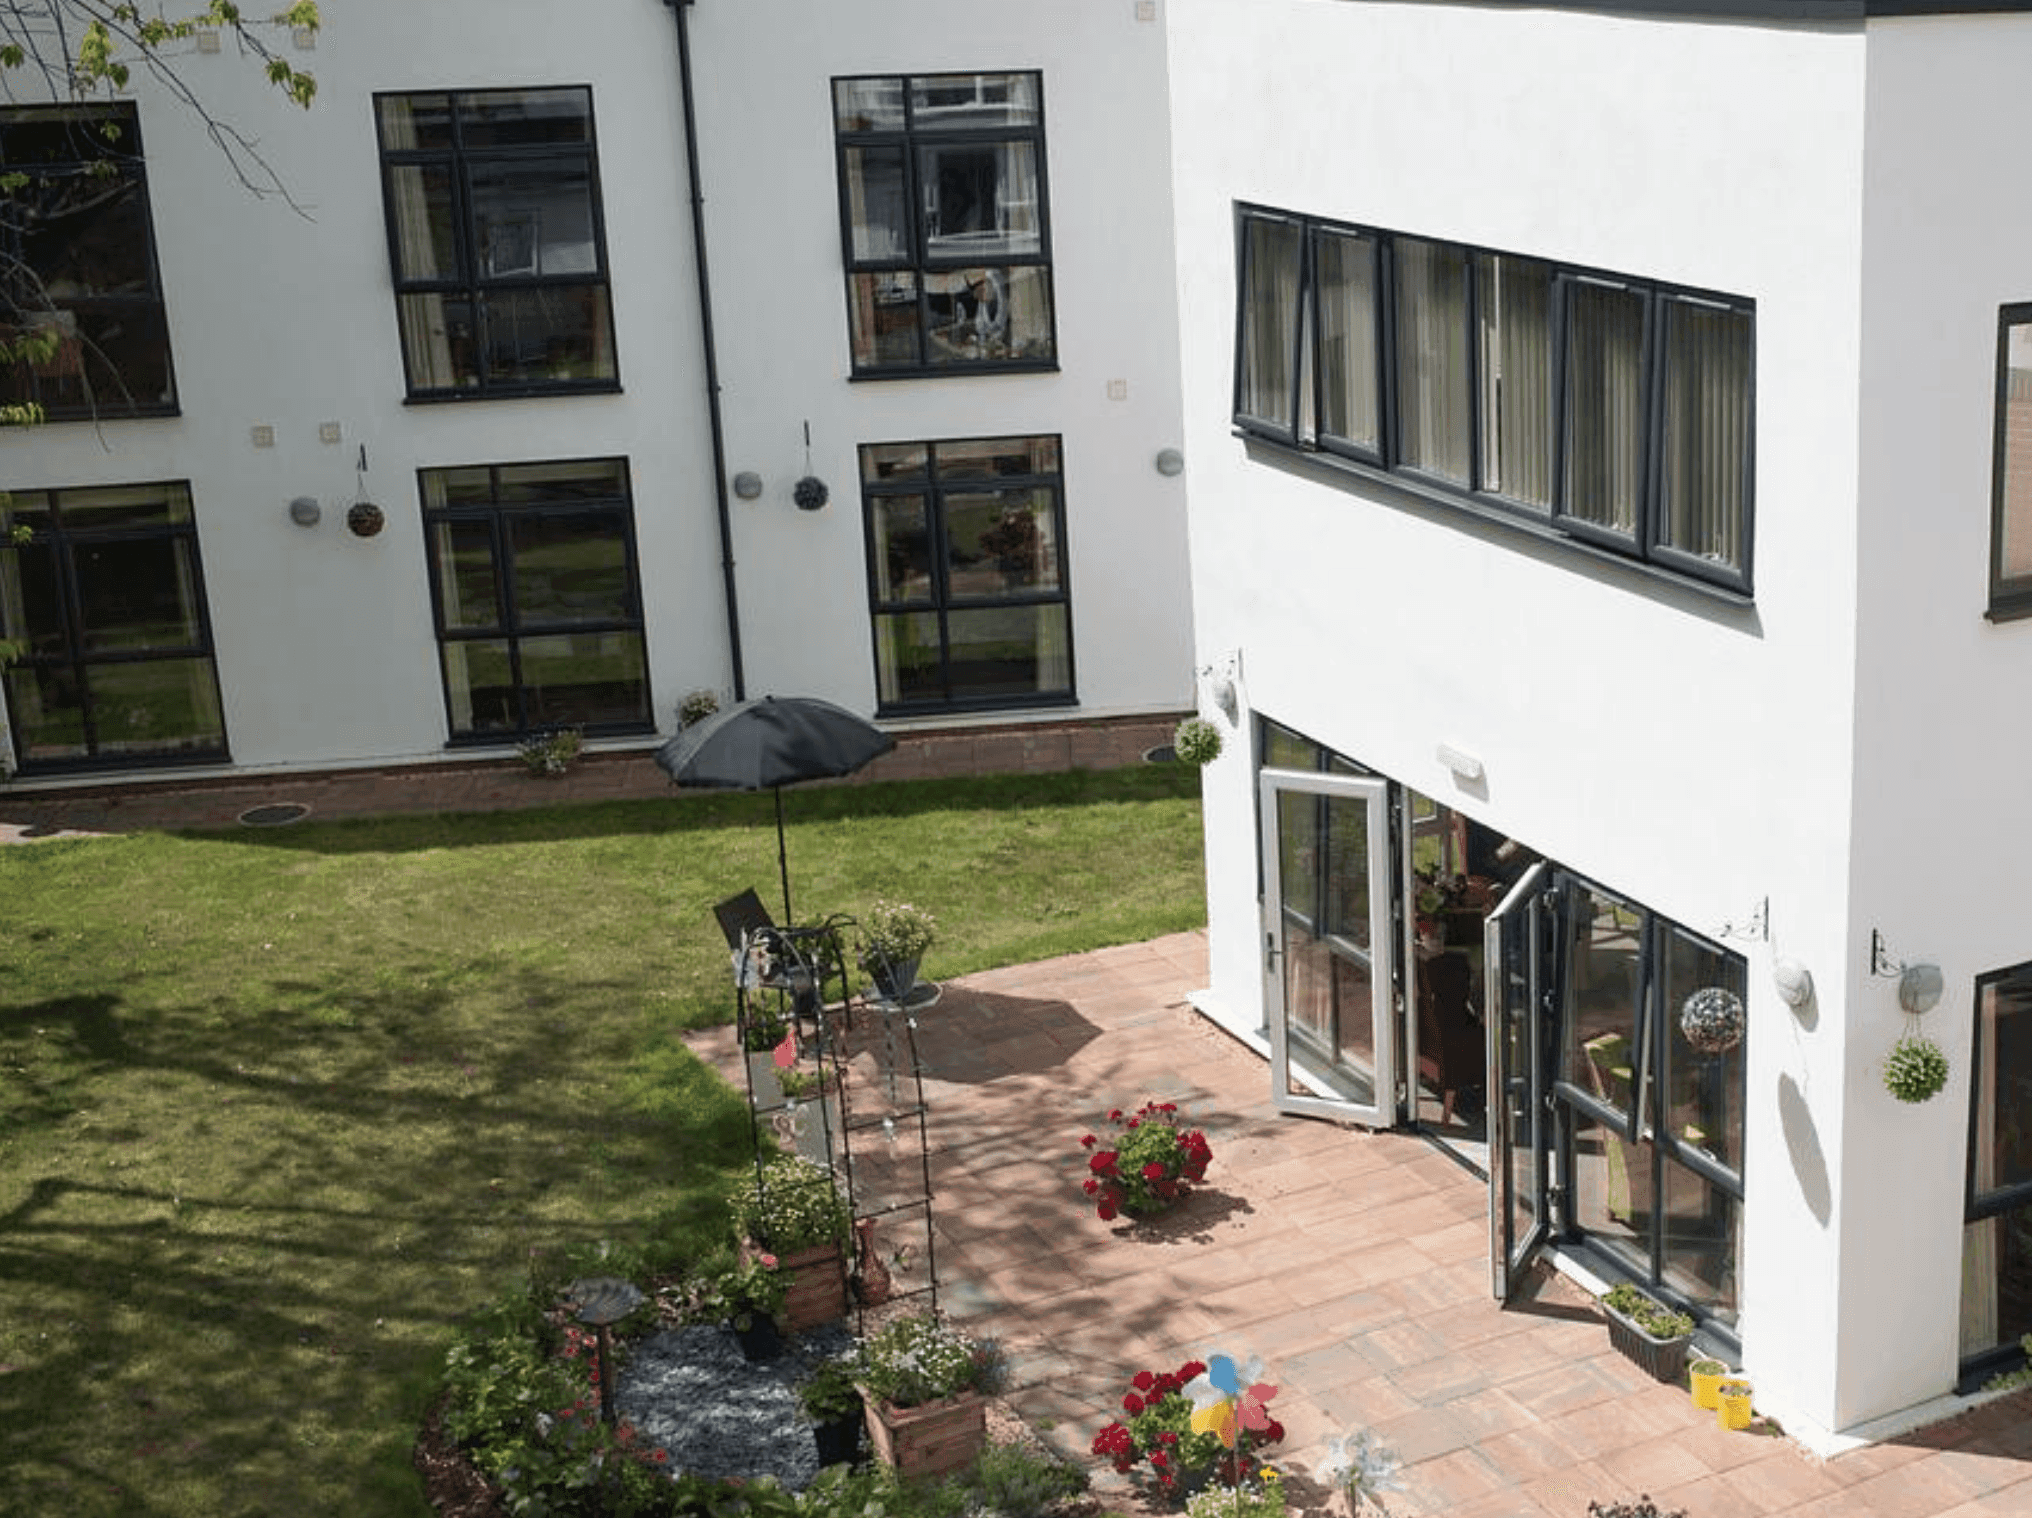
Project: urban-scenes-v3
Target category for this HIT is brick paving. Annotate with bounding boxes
[689,931,2032,1518]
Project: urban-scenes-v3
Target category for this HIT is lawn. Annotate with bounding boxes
[0,765,1206,1517]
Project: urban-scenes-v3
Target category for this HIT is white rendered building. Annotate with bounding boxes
[1168,0,2032,1452]
[0,0,1191,780]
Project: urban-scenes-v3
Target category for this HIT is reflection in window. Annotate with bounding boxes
[1991,309,2032,618]
[419,458,650,739]
[860,435,1071,712]
[0,482,224,770]
[1963,964,2032,1369]
[834,72,1054,374]
[0,103,177,420]
[376,88,618,398]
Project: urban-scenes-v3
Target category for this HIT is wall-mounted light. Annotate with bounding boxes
[732,471,763,500]
[1155,447,1185,477]
[288,496,321,528]
[1870,929,1943,1014]
[1772,957,1814,1009]
[1435,743,1483,782]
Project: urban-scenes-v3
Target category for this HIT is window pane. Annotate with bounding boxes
[53,483,187,529]
[945,489,1059,595]
[386,164,458,281]
[873,610,942,705]
[457,88,590,149]
[919,140,1040,261]
[842,146,910,262]
[480,284,614,386]
[518,632,648,728]
[1570,1106,1653,1279]
[399,293,477,390]
[424,467,494,509]
[495,460,627,504]
[1999,320,2032,587]
[432,520,500,630]
[1659,301,1752,572]
[4,663,86,761]
[933,436,1058,478]
[1660,928,1746,1178]
[22,170,152,298]
[86,657,223,756]
[1237,217,1301,431]
[1,539,65,658]
[1395,239,1472,485]
[945,604,1070,700]
[377,93,453,151]
[923,266,1051,365]
[1563,886,1642,1113]
[510,511,630,624]
[834,78,904,133]
[870,495,932,603]
[469,158,600,278]
[909,73,1038,129]
[1564,283,1646,535]
[862,443,928,484]
[444,637,515,735]
[1476,254,1556,509]
[1975,969,2032,1196]
[1658,1159,1741,1331]
[848,272,921,368]
[72,537,202,652]
[1315,230,1380,452]
[1963,1205,2032,1358]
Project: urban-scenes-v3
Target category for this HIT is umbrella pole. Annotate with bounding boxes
[774,787,793,925]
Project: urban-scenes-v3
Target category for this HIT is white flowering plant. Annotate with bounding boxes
[853,1311,985,1408]
[728,1154,851,1253]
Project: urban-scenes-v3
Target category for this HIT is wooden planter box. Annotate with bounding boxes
[1602,1299,1693,1384]
[861,1389,986,1479]
[744,1238,846,1331]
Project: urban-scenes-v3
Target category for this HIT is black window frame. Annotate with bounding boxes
[373,86,621,402]
[0,479,227,773]
[832,70,1058,379]
[859,432,1076,716]
[1233,204,1756,599]
[417,455,653,744]
[1960,960,2032,1389]
[0,101,179,422]
[1987,303,2032,621]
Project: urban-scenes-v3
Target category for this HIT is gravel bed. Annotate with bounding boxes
[615,1323,855,1491]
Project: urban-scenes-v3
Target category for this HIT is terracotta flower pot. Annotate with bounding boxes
[861,1388,986,1479]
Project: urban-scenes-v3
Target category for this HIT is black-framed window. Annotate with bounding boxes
[419,457,651,741]
[1961,962,2032,1386]
[0,103,177,421]
[1988,306,2032,620]
[0,481,225,771]
[1234,206,1755,596]
[832,72,1055,376]
[374,88,619,400]
[859,434,1073,713]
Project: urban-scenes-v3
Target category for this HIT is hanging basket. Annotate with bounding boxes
[1884,1032,1949,1104]
[1679,986,1745,1056]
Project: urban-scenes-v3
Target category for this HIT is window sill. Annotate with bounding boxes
[404,381,623,405]
[849,361,1059,382]
[1235,429,1756,610]
[1983,599,2032,625]
[875,692,1078,720]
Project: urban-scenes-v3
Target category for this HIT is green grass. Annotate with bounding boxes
[0,765,1204,1517]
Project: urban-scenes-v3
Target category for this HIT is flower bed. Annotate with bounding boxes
[1090,1358,1284,1498]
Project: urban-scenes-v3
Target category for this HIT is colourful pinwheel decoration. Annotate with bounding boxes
[1185,1351,1278,1450]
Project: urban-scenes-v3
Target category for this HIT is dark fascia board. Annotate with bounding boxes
[1394,1,2032,20]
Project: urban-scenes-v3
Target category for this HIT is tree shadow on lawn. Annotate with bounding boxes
[0,961,753,1518]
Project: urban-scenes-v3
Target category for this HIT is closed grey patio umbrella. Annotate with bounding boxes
[653,694,895,922]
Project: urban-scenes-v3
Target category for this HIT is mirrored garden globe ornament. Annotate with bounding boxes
[1679,986,1746,1055]
[1319,1428,1406,1514]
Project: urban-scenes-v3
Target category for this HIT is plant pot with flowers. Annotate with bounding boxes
[1598,1283,1695,1384]
[729,1154,852,1330]
[855,1311,990,1479]
[711,1252,788,1361]
[858,898,937,1003]
[1090,1358,1286,1502]
[1079,1101,1214,1222]
[798,1356,865,1468]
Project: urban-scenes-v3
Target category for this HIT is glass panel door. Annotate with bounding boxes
[1259,769,1395,1126]
[1486,862,1551,1300]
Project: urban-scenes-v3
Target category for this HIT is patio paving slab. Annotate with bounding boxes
[684,930,2032,1517]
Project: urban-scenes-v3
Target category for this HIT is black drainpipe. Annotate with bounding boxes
[665,0,746,701]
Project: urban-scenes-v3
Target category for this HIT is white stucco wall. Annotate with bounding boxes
[685,0,1191,719]
[1167,0,1879,1441]
[2,0,1191,778]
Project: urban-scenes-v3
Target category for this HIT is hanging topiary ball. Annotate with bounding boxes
[1884,1032,1949,1104]
[793,476,830,512]
[1173,716,1223,766]
[1678,986,1745,1055]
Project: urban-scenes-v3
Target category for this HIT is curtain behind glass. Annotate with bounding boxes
[1394,239,1471,485]
[1476,255,1555,509]
[1315,230,1379,453]
[1237,217,1301,433]
[1563,283,1646,536]
[1659,301,1752,572]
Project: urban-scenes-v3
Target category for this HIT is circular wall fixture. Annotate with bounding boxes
[1155,447,1185,477]
[1773,957,1814,1009]
[732,471,764,500]
[288,495,321,527]
[347,501,386,538]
